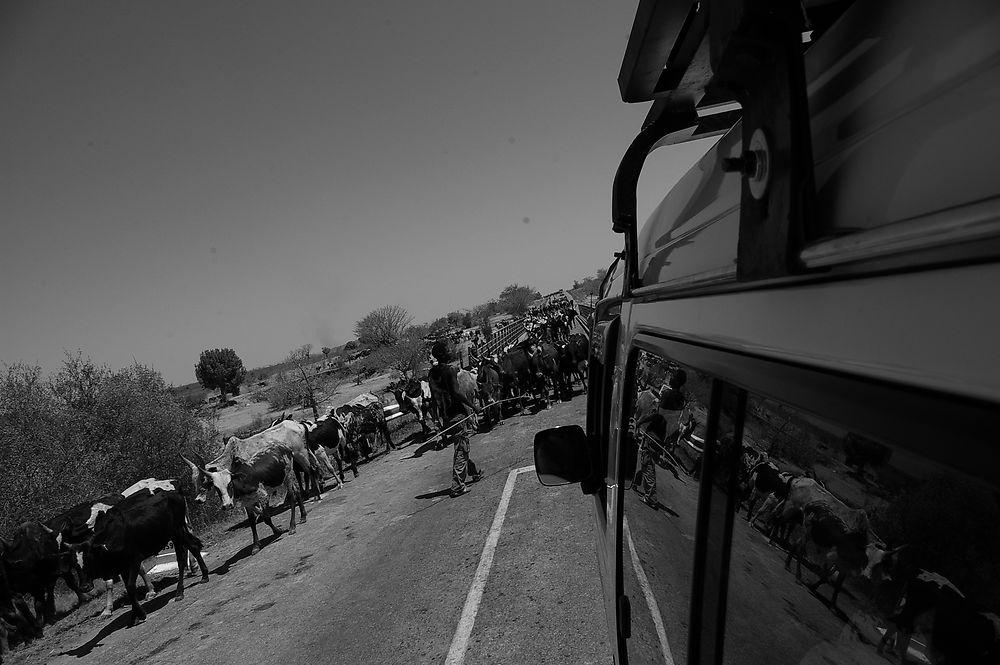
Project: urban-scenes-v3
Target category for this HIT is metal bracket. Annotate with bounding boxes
[708,0,817,279]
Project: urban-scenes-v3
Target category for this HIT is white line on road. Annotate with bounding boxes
[444,464,536,665]
[624,516,675,665]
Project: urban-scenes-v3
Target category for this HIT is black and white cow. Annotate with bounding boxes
[81,489,209,627]
[185,445,307,555]
[84,478,196,617]
[302,416,356,483]
[219,420,323,503]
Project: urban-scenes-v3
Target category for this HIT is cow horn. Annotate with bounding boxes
[194,452,208,469]
[887,543,908,556]
[181,455,200,471]
[38,522,55,535]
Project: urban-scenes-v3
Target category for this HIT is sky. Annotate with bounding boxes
[0,1,712,386]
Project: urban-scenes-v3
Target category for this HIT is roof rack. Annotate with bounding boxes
[613,0,824,290]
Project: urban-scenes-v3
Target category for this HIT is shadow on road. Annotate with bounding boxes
[414,489,451,500]
[210,533,282,576]
[408,439,448,459]
[650,500,680,517]
[392,431,423,450]
[59,585,194,658]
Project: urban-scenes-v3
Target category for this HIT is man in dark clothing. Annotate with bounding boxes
[429,341,484,497]
[632,369,688,507]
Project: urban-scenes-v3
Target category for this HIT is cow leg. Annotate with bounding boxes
[893,631,917,665]
[10,596,40,641]
[102,578,115,617]
[258,502,283,538]
[294,467,305,495]
[325,455,344,489]
[179,530,211,582]
[288,490,300,534]
[784,542,798,574]
[309,466,323,503]
[828,569,845,607]
[27,591,47,634]
[61,569,89,605]
[170,542,187,602]
[745,488,762,521]
[41,583,57,625]
[138,565,156,600]
[247,506,264,555]
[124,561,146,626]
[878,622,905,657]
[345,447,359,478]
[290,479,306,527]
[751,494,776,527]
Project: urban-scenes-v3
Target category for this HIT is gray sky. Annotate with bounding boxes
[1,1,710,386]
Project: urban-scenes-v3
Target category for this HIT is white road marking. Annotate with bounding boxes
[624,516,675,665]
[445,464,535,665]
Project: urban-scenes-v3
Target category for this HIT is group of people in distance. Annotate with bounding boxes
[523,301,577,343]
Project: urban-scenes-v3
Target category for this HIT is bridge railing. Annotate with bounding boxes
[479,317,527,360]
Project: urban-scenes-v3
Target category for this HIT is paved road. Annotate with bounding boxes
[12,396,610,665]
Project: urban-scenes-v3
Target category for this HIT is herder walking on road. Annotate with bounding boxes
[429,341,485,498]
[631,368,687,507]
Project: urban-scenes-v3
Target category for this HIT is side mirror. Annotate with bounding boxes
[534,425,591,486]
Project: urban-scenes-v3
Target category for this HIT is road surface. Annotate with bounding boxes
[9,396,610,665]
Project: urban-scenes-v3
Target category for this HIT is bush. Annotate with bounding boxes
[0,354,218,536]
[265,372,307,411]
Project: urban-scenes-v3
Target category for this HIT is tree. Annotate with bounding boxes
[355,305,414,349]
[472,300,498,324]
[498,284,541,315]
[285,345,320,420]
[462,312,473,329]
[373,325,431,381]
[321,346,332,359]
[194,348,247,402]
[570,269,607,301]
[344,340,358,351]
[429,317,450,337]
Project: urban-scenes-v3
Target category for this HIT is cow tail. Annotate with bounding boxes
[182,530,204,552]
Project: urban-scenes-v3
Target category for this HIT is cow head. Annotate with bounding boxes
[182,455,234,508]
[862,543,906,580]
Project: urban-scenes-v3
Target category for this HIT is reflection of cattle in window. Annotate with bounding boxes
[878,570,1000,665]
[784,496,902,609]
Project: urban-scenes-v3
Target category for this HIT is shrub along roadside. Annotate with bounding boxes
[0,353,222,536]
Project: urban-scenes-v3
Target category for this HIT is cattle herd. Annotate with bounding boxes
[0,477,210,659]
[0,332,592,661]
[730,451,1000,664]
[389,333,590,441]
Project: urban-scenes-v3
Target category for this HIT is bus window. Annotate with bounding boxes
[721,392,1000,665]
[620,349,714,665]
